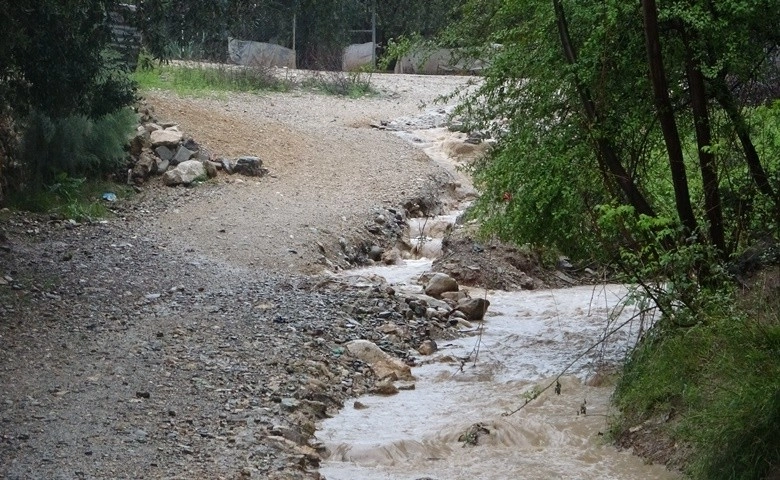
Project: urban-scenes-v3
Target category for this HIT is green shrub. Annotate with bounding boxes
[6,175,134,222]
[613,285,780,479]
[300,69,375,97]
[19,108,136,185]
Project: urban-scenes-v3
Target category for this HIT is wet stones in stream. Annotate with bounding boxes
[423,272,459,298]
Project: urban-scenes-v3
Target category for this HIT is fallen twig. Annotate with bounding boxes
[502,306,656,417]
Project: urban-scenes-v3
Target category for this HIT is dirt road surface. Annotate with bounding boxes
[0,73,474,479]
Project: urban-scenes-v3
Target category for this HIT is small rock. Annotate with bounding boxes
[424,273,459,298]
[233,156,267,177]
[377,322,398,334]
[381,248,402,265]
[456,297,490,321]
[219,157,234,174]
[368,245,384,261]
[182,138,200,152]
[372,380,398,395]
[441,291,468,302]
[135,391,150,399]
[133,429,148,443]
[353,401,368,410]
[345,339,412,381]
[162,160,206,186]
[150,128,182,147]
[558,256,573,270]
[132,152,158,181]
[202,160,218,178]
[129,130,150,156]
[171,145,196,166]
[280,398,300,411]
[155,145,174,162]
[417,339,438,355]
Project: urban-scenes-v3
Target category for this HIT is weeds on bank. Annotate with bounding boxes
[6,175,133,222]
[300,69,375,98]
[612,275,780,479]
[134,62,375,98]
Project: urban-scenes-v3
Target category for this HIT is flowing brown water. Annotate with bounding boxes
[316,113,680,480]
[317,283,678,480]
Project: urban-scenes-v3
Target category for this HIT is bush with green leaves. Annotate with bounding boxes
[19,108,136,187]
[613,284,780,479]
[0,1,138,203]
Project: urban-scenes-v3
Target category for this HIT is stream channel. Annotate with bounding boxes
[316,110,681,480]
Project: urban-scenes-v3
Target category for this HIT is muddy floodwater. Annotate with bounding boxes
[315,111,680,480]
[316,279,679,480]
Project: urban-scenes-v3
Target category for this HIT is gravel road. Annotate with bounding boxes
[0,73,473,479]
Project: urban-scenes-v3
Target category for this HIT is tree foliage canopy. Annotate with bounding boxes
[0,0,136,119]
[450,0,779,264]
[447,3,780,476]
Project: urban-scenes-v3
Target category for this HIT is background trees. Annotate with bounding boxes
[0,0,136,120]
[453,0,778,263]
[136,0,461,68]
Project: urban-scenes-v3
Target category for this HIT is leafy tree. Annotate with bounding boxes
[451,0,779,263]
[448,2,780,475]
[0,0,136,119]
[0,0,137,202]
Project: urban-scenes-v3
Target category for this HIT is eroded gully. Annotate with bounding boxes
[316,110,681,480]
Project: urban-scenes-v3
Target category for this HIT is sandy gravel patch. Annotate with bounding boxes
[144,73,472,273]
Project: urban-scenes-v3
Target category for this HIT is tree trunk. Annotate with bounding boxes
[641,0,698,234]
[711,76,777,203]
[685,49,726,255]
[552,0,656,218]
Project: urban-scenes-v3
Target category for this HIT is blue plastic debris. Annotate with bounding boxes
[102,192,117,202]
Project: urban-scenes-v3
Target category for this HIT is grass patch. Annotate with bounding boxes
[299,69,376,98]
[133,62,376,98]
[6,176,134,222]
[133,62,295,96]
[613,277,780,479]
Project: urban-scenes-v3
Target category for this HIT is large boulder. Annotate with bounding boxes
[424,273,459,298]
[150,128,183,148]
[162,160,206,186]
[345,340,412,381]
